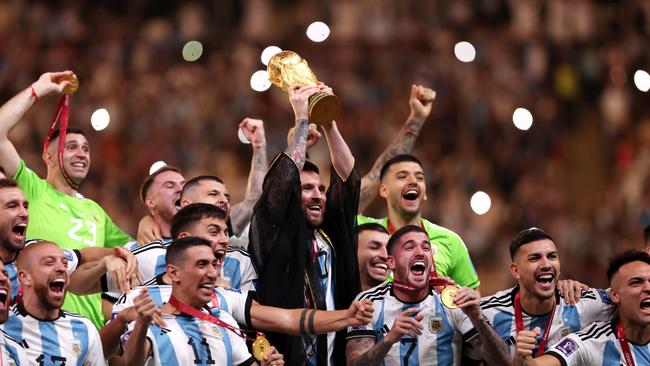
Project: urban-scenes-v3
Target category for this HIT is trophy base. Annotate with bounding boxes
[309,93,341,125]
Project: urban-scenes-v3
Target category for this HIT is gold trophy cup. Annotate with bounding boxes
[267,51,341,125]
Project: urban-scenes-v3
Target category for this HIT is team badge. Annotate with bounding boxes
[558,326,571,339]
[71,341,82,357]
[555,338,579,356]
[211,325,223,338]
[429,316,443,333]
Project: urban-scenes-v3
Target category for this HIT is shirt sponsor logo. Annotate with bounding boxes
[555,338,579,356]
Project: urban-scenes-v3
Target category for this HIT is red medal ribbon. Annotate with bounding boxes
[168,295,260,342]
[514,291,556,357]
[617,320,636,366]
[43,94,79,191]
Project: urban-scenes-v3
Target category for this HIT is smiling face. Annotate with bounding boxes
[510,239,560,301]
[177,216,229,272]
[19,243,69,312]
[379,161,427,218]
[300,170,326,229]
[0,187,29,256]
[388,231,432,289]
[0,262,10,323]
[170,245,219,307]
[47,133,91,184]
[611,261,650,327]
[358,229,390,289]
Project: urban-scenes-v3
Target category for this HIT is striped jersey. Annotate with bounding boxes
[112,274,253,327]
[1,302,104,365]
[347,282,476,366]
[222,248,257,292]
[122,307,255,366]
[0,329,29,366]
[546,318,650,365]
[480,286,616,356]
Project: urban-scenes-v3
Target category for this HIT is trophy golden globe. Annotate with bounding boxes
[267,50,341,125]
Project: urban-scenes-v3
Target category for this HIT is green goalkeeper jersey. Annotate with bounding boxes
[356,215,480,288]
[14,160,132,328]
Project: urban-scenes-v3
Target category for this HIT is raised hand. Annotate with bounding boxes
[239,118,267,148]
[384,307,423,344]
[515,327,541,361]
[454,287,482,320]
[408,84,436,121]
[31,71,76,99]
[557,279,588,306]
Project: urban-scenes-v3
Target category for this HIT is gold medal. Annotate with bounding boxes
[440,285,458,309]
[252,334,271,361]
[63,74,79,95]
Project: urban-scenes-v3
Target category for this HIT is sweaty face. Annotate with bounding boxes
[611,261,650,326]
[380,162,427,217]
[388,231,431,289]
[50,133,90,184]
[510,239,560,301]
[300,171,326,229]
[357,230,390,287]
[27,244,69,311]
[179,216,229,272]
[0,187,28,255]
[147,171,185,222]
[182,180,231,217]
[174,245,219,307]
[0,262,10,323]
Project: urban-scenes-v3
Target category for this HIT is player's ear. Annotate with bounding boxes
[609,287,620,305]
[167,264,180,283]
[387,256,396,271]
[379,182,389,199]
[17,270,31,287]
[509,262,520,280]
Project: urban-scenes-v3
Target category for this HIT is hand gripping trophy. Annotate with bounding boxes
[267,50,341,124]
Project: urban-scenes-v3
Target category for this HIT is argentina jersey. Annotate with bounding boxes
[122,307,254,366]
[480,286,616,356]
[1,302,104,365]
[0,329,30,366]
[546,318,650,365]
[112,274,254,327]
[347,282,475,366]
[222,247,258,293]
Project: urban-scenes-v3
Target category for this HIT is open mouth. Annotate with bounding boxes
[402,188,419,201]
[0,289,8,310]
[174,198,181,210]
[70,162,87,169]
[535,273,555,286]
[49,278,66,294]
[307,204,322,213]
[641,298,650,310]
[12,223,26,238]
[410,260,426,275]
[214,250,226,266]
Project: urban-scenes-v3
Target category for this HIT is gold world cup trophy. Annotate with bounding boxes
[267,50,341,125]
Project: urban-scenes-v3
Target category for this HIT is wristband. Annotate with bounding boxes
[402,124,419,137]
[30,85,39,104]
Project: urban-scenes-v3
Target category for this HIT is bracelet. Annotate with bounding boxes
[402,124,419,137]
[30,85,39,104]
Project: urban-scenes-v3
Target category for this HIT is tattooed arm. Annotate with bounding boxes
[229,118,268,236]
[358,84,436,213]
[285,85,327,169]
[346,338,393,366]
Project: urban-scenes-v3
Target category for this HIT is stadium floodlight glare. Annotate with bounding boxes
[512,107,533,131]
[90,108,110,131]
[149,161,167,175]
[250,70,271,92]
[306,21,330,42]
[454,41,476,63]
[470,191,491,215]
[238,128,251,144]
[634,70,650,92]
[182,41,203,62]
[261,46,282,66]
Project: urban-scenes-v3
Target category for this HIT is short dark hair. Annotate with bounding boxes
[139,165,183,203]
[379,154,423,181]
[171,203,227,239]
[356,223,390,237]
[302,160,320,175]
[509,227,554,259]
[181,175,224,200]
[387,225,428,254]
[644,225,650,248]
[49,127,86,143]
[606,249,650,283]
[165,236,212,266]
[0,179,19,189]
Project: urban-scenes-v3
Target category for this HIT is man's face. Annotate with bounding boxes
[0,187,28,254]
[300,170,326,228]
[379,162,427,217]
[146,171,185,222]
[611,261,650,326]
[50,133,91,184]
[173,245,219,306]
[178,216,229,272]
[387,231,431,289]
[0,262,10,323]
[24,244,69,311]
[358,230,390,286]
[510,239,561,301]
[182,180,231,217]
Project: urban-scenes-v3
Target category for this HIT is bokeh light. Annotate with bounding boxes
[182,41,203,62]
[90,108,110,131]
[454,41,476,63]
[470,191,491,215]
[261,46,282,66]
[306,22,330,42]
[512,107,533,131]
[250,70,271,92]
[634,70,650,92]
[149,161,167,175]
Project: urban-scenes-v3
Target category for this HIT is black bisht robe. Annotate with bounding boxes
[248,153,361,365]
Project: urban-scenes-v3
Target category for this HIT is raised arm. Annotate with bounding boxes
[358,84,435,212]
[249,299,373,336]
[0,71,73,176]
[285,84,329,169]
[122,290,156,366]
[229,118,268,236]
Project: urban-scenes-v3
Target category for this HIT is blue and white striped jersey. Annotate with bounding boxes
[123,238,172,252]
[5,247,80,303]
[122,307,255,366]
[480,286,616,356]
[546,318,650,365]
[347,282,475,366]
[112,275,253,327]
[1,302,104,365]
[222,247,257,293]
[0,329,29,366]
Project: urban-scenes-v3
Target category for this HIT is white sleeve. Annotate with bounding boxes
[83,327,106,366]
[219,289,253,327]
[111,289,139,321]
[238,257,258,293]
[577,288,616,324]
[63,249,80,274]
[546,333,592,366]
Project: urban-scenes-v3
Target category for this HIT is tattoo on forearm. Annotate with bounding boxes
[348,338,393,366]
[285,118,309,169]
[229,143,268,235]
[472,317,510,365]
[308,310,316,335]
[299,309,308,336]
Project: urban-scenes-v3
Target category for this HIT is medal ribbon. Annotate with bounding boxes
[168,295,261,341]
[43,94,79,191]
[617,320,635,366]
[514,291,556,357]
